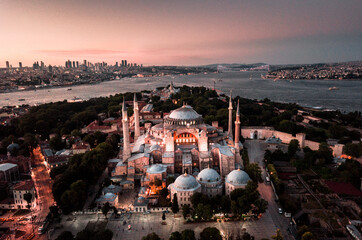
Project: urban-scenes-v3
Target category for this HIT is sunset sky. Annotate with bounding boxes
[1,0,361,67]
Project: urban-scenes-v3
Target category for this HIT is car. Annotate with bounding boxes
[265,176,270,183]
[278,208,283,214]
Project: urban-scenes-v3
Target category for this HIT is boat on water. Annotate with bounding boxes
[67,88,72,91]
[68,97,83,103]
[329,86,339,91]
[18,99,25,101]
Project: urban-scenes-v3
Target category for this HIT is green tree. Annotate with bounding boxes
[142,232,161,240]
[195,203,213,220]
[220,195,231,213]
[245,163,262,182]
[200,227,222,240]
[171,193,179,214]
[254,199,268,214]
[301,232,315,240]
[242,148,250,167]
[24,133,37,150]
[182,204,190,219]
[56,231,74,240]
[297,225,309,237]
[102,202,111,219]
[271,229,283,240]
[169,231,181,240]
[317,142,333,163]
[166,176,175,186]
[50,134,64,150]
[231,200,238,215]
[181,229,196,240]
[288,139,300,157]
[344,143,361,158]
[24,192,32,209]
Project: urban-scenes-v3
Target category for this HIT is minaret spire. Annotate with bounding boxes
[133,93,140,141]
[122,97,131,161]
[228,90,233,138]
[234,99,241,151]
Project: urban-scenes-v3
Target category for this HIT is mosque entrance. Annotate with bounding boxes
[253,131,258,139]
[175,133,198,145]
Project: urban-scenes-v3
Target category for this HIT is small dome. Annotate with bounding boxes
[197,168,220,183]
[7,143,20,151]
[173,173,200,190]
[168,105,201,120]
[226,169,251,186]
[150,144,161,152]
[147,164,166,174]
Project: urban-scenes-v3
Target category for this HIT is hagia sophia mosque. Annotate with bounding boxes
[111,89,251,207]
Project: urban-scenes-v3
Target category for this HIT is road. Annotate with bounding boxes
[31,147,55,239]
[244,140,292,240]
[0,148,55,239]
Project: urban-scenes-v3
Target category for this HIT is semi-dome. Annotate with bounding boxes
[173,173,200,190]
[197,168,220,183]
[147,164,167,174]
[165,105,203,126]
[225,169,251,186]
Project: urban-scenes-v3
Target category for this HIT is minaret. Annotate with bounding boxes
[227,90,233,138]
[122,98,131,161]
[133,93,140,141]
[234,99,241,151]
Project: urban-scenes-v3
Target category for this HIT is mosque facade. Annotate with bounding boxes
[112,92,246,196]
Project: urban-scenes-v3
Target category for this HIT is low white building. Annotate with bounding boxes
[225,169,251,196]
[196,167,223,197]
[13,180,37,209]
[168,173,201,208]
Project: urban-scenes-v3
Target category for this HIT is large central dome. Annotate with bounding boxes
[165,105,203,126]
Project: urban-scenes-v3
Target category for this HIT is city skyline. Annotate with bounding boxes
[1,0,362,67]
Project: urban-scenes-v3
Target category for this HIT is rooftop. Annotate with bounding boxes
[13,180,34,191]
[0,163,17,171]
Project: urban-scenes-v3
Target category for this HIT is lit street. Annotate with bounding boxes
[32,147,55,240]
[244,140,292,240]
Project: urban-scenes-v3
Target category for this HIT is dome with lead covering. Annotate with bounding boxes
[147,164,167,174]
[173,173,200,190]
[225,169,251,186]
[165,105,203,126]
[197,168,220,183]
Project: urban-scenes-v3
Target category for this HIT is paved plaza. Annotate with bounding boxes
[51,208,286,240]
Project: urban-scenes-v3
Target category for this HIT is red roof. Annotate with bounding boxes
[324,181,362,197]
[47,155,69,164]
[85,120,112,131]
[13,180,34,191]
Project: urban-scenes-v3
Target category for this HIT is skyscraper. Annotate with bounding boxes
[125,60,127,67]
[41,61,44,70]
[19,62,22,69]
[83,60,87,66]
[76,61,79,68]
[73,61,75,68]
[6,61,9,69]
